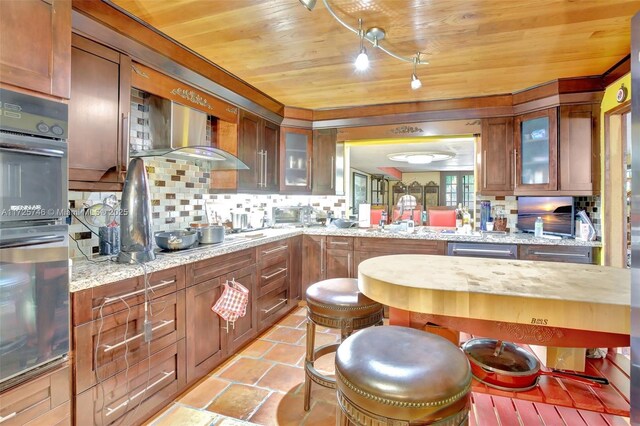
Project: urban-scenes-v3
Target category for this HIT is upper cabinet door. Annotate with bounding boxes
[312,128,337,195]
[262,120,280,192]
[280,127,312,193]
[514,108,558,192]
[0,0,71,99]
[68,35,131,189]
[559,104,599,194]
[479,117,514,194]
[238,110,261,190]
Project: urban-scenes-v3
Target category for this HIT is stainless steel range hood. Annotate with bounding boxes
[130,95,248,170]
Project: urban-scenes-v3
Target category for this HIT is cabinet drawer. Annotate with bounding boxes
[188,249,255,286]
[354,237,445,255]
[74,290,185,395]
[0,365,69,426]
[258,287,290,331]
[519,245,593,264]
[72,266,185,325]
[75,340,185,426]
[326,236,353,250]
[257,240,289,262]
[259,257,288,288]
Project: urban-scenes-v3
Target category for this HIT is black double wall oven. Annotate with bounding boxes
[0,89,70,389]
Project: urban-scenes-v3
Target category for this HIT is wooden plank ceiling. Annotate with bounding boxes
[110,0,637,110]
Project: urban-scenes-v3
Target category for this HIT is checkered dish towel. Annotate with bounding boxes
[211,279,249,323]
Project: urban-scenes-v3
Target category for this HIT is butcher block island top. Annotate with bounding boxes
[358,255,629,337]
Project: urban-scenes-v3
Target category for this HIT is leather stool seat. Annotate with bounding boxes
[336,326,472,425]
[303,278,383,411]
[306,278,383,330]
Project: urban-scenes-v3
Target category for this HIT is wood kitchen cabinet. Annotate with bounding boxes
[68,34,131,191]
[302,235,325,294]
[312,128,338,195]
[280,127,313,193]
[0,0,71,99]
[301,235,355,295]
[289,236,303,302]
[238,110,279,192]
[325,237,354,279]
[558,104,600,194]
[257,240,291,331]
[478,117,514,194]
[518,245,595,264]
[71,266,186,426]
[514,108,559,192]
[185,249,256,383]
[225,265,258,353]
[0,364,70,426]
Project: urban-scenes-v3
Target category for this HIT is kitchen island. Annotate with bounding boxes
[357,254,629,347]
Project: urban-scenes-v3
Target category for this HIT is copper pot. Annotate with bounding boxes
[462,338,608,391]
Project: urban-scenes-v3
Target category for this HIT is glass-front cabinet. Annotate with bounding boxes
[514,108,558,191]
[280,127,312,192]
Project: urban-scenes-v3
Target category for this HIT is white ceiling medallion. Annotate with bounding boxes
[387,152,455,165]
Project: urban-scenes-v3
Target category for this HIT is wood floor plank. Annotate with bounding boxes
[536,376,572,406]
[559,379,605,412]
[534,403,565,426]
[588,358,630,402]
[491,395,520,426]
[512,399,543,426]
[472,393,500,426]
[556,405,588,425]
[578,409,613,426]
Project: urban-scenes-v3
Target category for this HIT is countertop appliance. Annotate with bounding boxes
[0,89,70,390]
[272,205,321,227]
[117,158,155,264]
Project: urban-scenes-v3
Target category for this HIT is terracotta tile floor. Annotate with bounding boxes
[145,307,341,426]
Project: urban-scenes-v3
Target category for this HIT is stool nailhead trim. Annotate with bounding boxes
[336,368,472,409]
[307,299,382,312]
[338,391,470,426]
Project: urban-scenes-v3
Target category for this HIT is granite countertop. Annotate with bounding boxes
[302,226,602,247]
[70,226,601,292]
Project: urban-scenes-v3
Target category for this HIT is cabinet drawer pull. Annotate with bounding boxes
[103,279,175,305]
[453,248,514,256]
[261,267,287,280]
[532,251,588,258]
[262,298,287,314]
[105,370,174,417]
[0,412,17,423]
[329,241,349,246]
[103,320,174,352]
[262,245,287,255]
[482,150,487,189]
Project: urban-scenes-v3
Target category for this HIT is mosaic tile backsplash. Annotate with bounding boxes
[475,194,601,236]
[68,158,347,259]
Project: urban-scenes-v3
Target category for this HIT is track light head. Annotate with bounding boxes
[411,73,422,90]
[298,0,316,11]
[355,47,369,71]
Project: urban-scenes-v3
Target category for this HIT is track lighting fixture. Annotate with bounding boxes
[299,0,427,89]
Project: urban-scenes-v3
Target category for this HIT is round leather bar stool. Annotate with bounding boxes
[303,278,383,411]
[335,326,472,426]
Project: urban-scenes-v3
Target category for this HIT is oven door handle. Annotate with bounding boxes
[0,142,65,157]
[0,234,66,249]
